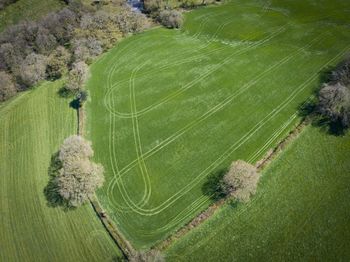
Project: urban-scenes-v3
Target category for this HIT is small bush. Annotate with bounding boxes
[221,160,259,202]
[159,10,183,29]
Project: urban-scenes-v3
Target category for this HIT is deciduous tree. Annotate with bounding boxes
[57,135,104,207]
[65,61,89,94]
[221,160,259,202]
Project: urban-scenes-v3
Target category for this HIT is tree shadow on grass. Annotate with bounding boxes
[201,168,228,201]
[69,98,80,110]
[43,152,75,211]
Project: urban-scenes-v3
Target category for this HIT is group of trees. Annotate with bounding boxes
[0,0,150,102]
[317,57,350,130]
[51,135,105,208]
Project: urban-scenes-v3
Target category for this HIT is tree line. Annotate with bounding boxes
[143,0,221,29]
[0,0,150,102]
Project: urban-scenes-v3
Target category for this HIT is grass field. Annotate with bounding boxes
[166,126,350,261]
[0,0,63,31]
[0,81,122,261]
[86,0,350,248]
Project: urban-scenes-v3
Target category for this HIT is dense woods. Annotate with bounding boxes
[0,0,149,102]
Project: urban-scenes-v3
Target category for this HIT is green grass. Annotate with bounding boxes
[166,126,350,261]
[0,0,64,31]
[86,0,350,248]
[0,81,123,261]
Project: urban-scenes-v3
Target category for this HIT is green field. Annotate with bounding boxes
[166,126,350,261]
[0,0,63,31]
[86,0,350,248]
[0,82,122,261]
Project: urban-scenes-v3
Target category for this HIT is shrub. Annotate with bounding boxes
[18,53,48,87]
[159,10,183,29]
[65,61,89,94]
[221,160,259,202]
[115,7,151,35]
[0,71,17,101]
[57,135,104,207]
[47,46,71,80]
[318,83,350,128]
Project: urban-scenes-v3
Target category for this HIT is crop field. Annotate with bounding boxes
[0,82,122,261]
[0,0,63,31]
[166,126,350,261]
[86,0,350,248]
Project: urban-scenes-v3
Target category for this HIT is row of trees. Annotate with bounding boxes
[0,0,150,102]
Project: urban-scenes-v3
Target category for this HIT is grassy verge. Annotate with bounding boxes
[166,126,350,261]
[0,81,123,261]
